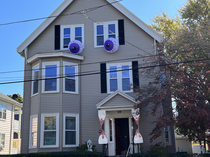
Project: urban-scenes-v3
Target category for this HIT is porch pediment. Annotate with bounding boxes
[96,90,138,109]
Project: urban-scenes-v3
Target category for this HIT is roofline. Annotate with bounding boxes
[17,0,74,54]
[17,0,163,56]
[107,0,164,42]
[27,51,84,64]
[0,97,23,108]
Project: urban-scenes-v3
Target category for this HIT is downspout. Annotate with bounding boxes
[9,105,14,154]
[79,60,82,145]
[24,47,28,65]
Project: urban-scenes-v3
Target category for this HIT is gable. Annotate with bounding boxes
[100,94,135,108]
[17,0,163,57]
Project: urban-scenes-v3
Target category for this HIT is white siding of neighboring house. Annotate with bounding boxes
[0,101,14,155]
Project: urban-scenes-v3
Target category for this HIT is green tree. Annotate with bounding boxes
[7,93,23,103]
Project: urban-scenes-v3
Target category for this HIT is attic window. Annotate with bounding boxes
[61,24,84,49]
[94,21,118,47]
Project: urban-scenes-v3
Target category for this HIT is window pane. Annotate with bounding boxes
[32,132,37,146]
[32,117,38,132]
[66,117,76,130]
[65,66,75,78]
[64,38,70,47]
[3,113,6,119]
[65,79,75,92]
[97,36,104,46]
[1,134,5,141]
[0,104,2,110]
[75,37,82,43]
[44,131,56,145]
[108,35,116,39]
[110,66,117,78]
[108,24,115,34]
[97,25,104,35]
[45,65,57,78]
[44,116,56,130]
[3,105,6,112]
[0,112,2,119]
[65,131,76,145]
[64,28,70,38]
[33,81,38,94]
[34,68,39,79]
[122,78,130,91]
[122,65,129,78]
[1,141,5,148]
[110,79,117,91]
[75,27,82,37]
[45,79,57,91]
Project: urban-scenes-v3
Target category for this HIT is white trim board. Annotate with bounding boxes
[27,52,84,64]
[17,0,163,57]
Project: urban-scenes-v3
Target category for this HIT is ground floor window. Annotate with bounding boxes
[63,113,79,147]
[0,133,5,149]
[41,113,59,148]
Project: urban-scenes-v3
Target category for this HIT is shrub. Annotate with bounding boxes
[148,142,168,154]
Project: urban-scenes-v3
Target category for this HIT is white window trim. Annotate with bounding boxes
[42,61,60,93]
[106,62,133,93]
[165,126,172,146]
[0,105,6,120]
[63,62,79,94]
[63,113,79,147]
[60,24,84,50]
[0,132,5,149]
[29,115,38,149]
[31,64,39,97]
[40,113,59,148]
[94,21,119,48]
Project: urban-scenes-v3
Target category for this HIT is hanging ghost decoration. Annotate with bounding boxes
[134,129,143,143]
[132,108,140,125]
[98,130,108,144]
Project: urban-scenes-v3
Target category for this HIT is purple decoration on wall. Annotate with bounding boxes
[68,40,84,54]
[104,38,119,53]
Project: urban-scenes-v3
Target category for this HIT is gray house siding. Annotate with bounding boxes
[20,0,175,154]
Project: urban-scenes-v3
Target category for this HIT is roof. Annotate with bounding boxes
[0,92,23,108]
[96,89,138,109]
[17,0,164,57]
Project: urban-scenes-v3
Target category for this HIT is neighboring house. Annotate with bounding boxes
[175,133,193,154]
[0,92,22,154]
[17,0,176,155]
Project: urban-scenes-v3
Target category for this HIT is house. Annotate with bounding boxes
[17,0,176,155]
[175,133,193,154]
[0,92,22,154]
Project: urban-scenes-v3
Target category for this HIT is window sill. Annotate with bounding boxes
[107,90,133,94]
[29,146,37,149]
[63,144,79,148]
[41,91,60,94]
[63,91,78,94]
[0,119,6,121]
[31,93,39,97]
[94,45,104,48]
[40,145,59,148]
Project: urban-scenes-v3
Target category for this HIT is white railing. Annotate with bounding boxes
[14,120,20,131]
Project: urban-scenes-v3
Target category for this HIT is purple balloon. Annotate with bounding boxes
[69,43,80,54]
[104,40,114,51]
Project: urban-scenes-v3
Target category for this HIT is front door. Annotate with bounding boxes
[115,118,129,155]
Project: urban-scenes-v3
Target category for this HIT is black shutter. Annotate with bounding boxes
[55,25,60,50]
[118,19,125,45]
[132,61,139,89]
[100,63,107,93]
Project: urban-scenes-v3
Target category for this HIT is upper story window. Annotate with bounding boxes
[29,115,38,149]
[0,104,6,120]
[61,24,84,49]
[40,113,59,148]
[32,64,39,96]
[0,133,5,149]
[107,62,133,93]
[63,62,78,94]
[94,21,118,47]
[63,113,79,147]
[42,61,60,93]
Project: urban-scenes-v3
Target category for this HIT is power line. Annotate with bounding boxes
[0,54,157,74]
[0,57,209,85]
[0,0,123,26]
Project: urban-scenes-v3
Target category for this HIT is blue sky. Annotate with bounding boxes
[0,0,185,96]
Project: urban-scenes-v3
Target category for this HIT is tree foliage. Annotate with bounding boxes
[7,93,23,103]
[137,0,210,148]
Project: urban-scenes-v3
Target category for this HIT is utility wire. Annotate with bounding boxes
[0,0,123,26]
[0,58,209,85]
